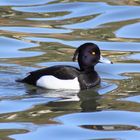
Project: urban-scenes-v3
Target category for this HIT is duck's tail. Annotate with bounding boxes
[15,78,24,83]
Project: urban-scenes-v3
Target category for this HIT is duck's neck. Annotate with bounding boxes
[80,66,95,73]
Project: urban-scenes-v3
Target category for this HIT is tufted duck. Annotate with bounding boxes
[16,43,112,90]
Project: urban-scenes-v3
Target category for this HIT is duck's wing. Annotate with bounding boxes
[17,65,80,85]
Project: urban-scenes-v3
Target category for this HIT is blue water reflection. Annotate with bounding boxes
[0,27,72,34]
[115,22,140,38]
[0,37,42,58]
[0,0,140,140]
[0,0,55,6]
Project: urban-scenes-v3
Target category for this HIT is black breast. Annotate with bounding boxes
[78,71,100,90]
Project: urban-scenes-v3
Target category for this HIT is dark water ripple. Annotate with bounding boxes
[10,111,140,140]
[0,1,140,140]
[26,37,140,52]
[12,2,140,29]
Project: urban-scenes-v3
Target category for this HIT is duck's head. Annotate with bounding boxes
[73,42,112,71]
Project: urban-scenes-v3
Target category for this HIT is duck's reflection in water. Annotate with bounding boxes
[78,89,100,112]
[27,85,103,128]
[25,84,101,113]
[25,84,105,130]
[78,89,104,130]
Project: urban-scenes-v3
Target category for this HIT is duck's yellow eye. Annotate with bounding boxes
[92,52,96,55]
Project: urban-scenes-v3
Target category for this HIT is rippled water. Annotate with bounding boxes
[0,0,140,140]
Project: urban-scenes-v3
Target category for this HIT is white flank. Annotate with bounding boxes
[36,75,80,90]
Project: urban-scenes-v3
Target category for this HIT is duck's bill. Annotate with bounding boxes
[99,56,113,64]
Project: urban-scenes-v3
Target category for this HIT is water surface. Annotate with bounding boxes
[0,0,140,140]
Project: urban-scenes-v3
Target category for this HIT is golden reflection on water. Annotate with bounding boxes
[0,0,140,140]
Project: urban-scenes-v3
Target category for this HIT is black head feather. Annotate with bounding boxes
[73,43,101,71]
